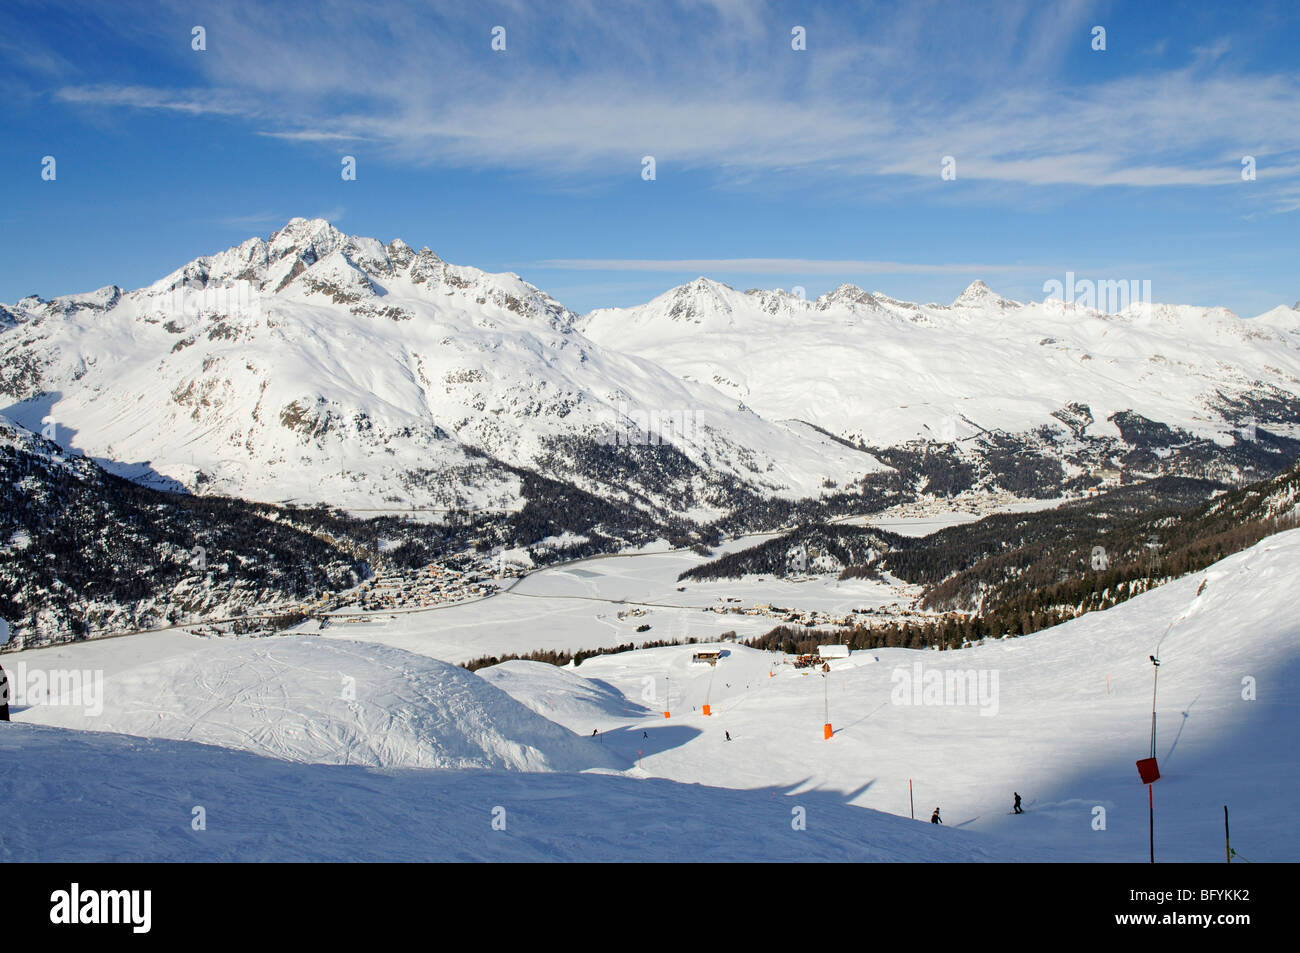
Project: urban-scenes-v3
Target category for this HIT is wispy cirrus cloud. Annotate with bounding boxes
[37,0,1300,208]
[214,211,284,229]
[255,130,376,142]
[55,83,253,116]
[533,258,1027,275]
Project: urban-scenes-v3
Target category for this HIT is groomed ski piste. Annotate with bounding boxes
[4,529,1298,862]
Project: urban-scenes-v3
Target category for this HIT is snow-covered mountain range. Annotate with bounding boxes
[0,218,879,522]
[580,276,1300,456]
[3,218,1298,527]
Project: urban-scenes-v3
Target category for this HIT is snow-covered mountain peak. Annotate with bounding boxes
[268,217,347,261]
[868,291,923,312]
[18,218,578,332]
[584,276,750,331]
[384,237,419,269]
[12,284,126,317]
[817,283,880,311]
[738,286,814,318]
[670,277,737,315]
[951,279,1018,310]
[1252,303,1300,329]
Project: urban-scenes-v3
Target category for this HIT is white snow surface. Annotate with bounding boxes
[1,722,1015,861]
[477,659,654,725]
[499,530,1300,862]
[19,636,616,773]
[314,534,912,664]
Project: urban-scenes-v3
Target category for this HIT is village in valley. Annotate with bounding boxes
[323,563,504,619]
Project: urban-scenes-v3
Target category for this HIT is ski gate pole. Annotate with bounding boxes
[909,779,914,820]
[1149,659,1159,760]
[1149,783,1155,863]
[1225,805,1231,864]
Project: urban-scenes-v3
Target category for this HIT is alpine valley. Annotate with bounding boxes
[2,217,1300,648]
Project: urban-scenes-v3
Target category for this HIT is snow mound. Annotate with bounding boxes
[477,659,654,729]
[20,636,617,773]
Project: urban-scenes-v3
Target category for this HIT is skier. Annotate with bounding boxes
[725,731,731,741]
[930,807,942,825]
[591,728,598,736]
[1013,792,1023,814]
[642,730,648,739]
[0,663,8,721]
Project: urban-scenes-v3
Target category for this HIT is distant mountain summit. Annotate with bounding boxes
[950,279,1020,310]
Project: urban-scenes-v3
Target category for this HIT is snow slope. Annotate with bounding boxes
[0,722,1028,862]
[478,529,1300,861]
[19,636,616,773]
[477,659,655,724]
[5,527,1296,861]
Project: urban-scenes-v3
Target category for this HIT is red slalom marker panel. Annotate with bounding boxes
[1136,757,1160,784]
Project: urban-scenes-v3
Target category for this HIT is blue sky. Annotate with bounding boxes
[2,0,1298,315]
